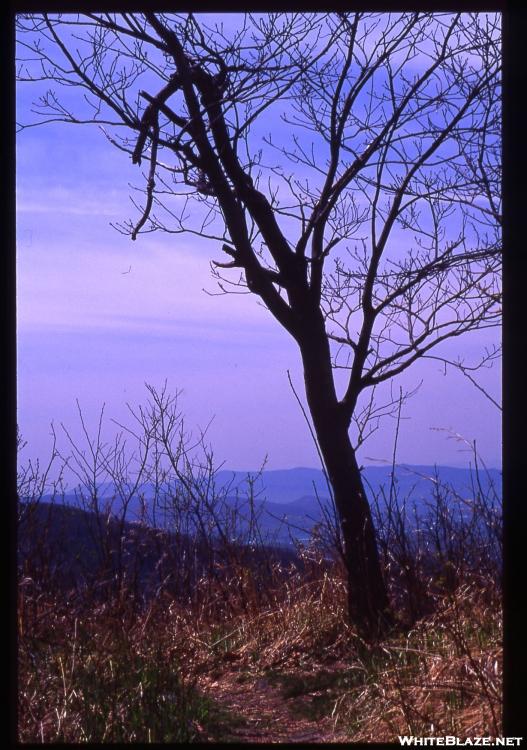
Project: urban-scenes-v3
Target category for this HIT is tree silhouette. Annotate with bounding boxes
[17,12,501,639]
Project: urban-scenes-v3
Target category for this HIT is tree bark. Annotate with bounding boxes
[315,413,392,639]
[298,316,392,640]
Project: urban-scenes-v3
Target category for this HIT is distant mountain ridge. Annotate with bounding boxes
[214,464,502,506]
[38,464,501,547]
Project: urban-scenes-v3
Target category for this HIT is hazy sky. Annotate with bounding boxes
[16,15,502,474]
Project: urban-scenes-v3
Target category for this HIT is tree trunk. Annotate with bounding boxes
[315,413,392,639]
[299,326,392,640]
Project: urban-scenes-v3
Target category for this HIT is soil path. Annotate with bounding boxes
[198,668,350,743]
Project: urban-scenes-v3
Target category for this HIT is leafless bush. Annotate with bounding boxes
[364,448,501,626]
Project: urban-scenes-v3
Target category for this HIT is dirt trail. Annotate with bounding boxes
[198,668,350,743]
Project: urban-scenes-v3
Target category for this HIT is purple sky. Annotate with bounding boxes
[16,17,502,474]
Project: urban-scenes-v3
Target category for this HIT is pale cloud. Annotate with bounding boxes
[17,233,274,339]
[17,185,128,217]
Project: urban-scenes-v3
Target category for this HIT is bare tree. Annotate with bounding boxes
[16,12,501,638]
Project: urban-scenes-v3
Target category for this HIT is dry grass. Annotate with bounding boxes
[332,578,502,741]
[18,587,234,743]
[188,564,502,742]
[18,551,502,743]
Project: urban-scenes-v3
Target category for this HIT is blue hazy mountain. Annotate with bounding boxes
[40,464,501,547]
[215,464,501,507]
[215,467,331,505]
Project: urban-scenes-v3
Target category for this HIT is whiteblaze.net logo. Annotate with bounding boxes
[398,738,523,747]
